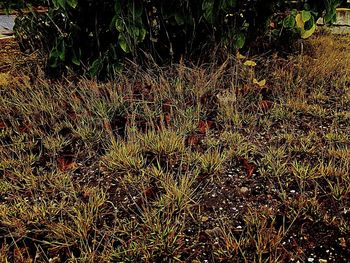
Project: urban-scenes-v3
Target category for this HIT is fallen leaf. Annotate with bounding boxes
[244,60,257,67]
[295,13,304,29]
[82,189,94,199]
[239,157,256,178]
[143,187,157,199]
[198,120,214,134]
[57,156,77,172]
[181,163,189,173]
[0,121,6,129]
[253,78,266,87]
[236,52,246,60]
[164,113,171,126]
[186,134,200,147]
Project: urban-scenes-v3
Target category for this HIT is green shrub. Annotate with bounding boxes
[0,0,47,10]
[8,0,343,78]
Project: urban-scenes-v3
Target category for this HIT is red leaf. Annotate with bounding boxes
[164,113,171,126]
[143,187,157,199]
[186,134,200,147]
[239,157,256,178]
[198,120,214,134]
[57,156,77,172]
[0,121,6,129]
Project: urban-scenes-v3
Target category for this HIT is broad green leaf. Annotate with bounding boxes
[130,26,140,39]
[222,0,236,11]
[134,2,143,18]
[283,15,295,28]
[115,18,124,32]
[89,59,103,76]
[324,10,336,25]
[67,0,78,9]
[138,28,147,42]
[52,0,60,9]
[304,16,315,30]
[57,0,65,9]
[58,41,65,61]
[71,57,80,66]
[71,50,80,66]
[175,13,185,26]
[234,32,245,49]
[301,10,311,22]
[114,1,122,15]
[118,33,130,53]
[301,23,316,39]
[227,0,236,8]
[49,48,59,67]
[202,0,215,24]
[127,1,143,18]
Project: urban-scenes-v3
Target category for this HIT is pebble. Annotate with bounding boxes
[201,216,209,222]
[307,258,314,262]
[240,187,249,195]
[319,259,327,263]
[205,227,222,237]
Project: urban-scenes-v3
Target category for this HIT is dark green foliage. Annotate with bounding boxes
[7,0,343,78]
[0,0,47,10]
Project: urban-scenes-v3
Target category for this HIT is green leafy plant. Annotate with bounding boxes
[10,0,343,78]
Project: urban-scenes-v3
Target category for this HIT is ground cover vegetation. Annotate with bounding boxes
[1,0,350,262]
[0,31,350,261]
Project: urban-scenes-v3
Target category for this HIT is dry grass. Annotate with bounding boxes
[0,32,350,262]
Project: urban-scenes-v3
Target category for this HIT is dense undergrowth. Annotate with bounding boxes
[0,32,350,262]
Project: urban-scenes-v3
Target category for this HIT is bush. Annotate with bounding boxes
[8,0,344,78]
[0,0,47,10]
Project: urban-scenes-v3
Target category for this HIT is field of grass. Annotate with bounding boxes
[0,33,350,262]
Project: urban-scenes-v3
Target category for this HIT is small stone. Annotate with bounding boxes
[240,187,249,195]
[205,227,221,237]
[319,259,327,263]
[201,216,209,222]
[308,258,314,262]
